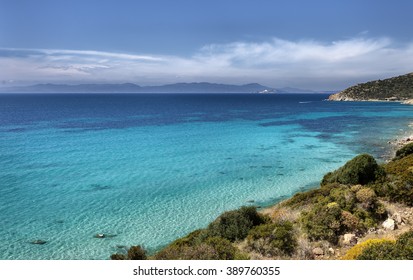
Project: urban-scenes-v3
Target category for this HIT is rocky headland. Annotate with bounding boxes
[328,73,413,102]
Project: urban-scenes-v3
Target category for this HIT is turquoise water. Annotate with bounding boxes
[0,94,412,259]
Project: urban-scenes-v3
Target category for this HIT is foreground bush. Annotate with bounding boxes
[342,239,392,260]
[207,206,266,241]
[356,240,396,260]
[376,154,413,206]
[355,231,413,260]
[301,202,343,244]
[154,236,248,260]
[247,221,296,256]
[110,245,147,260]
[321,154,384,186]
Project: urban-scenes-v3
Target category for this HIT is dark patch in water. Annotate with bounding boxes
[82,184,112,192]
[219,171,226,175]
[277,173,284,176]
[304,144,317,149]
[262,166,272,168]
[6,127,26,132]
[30,240,47,245]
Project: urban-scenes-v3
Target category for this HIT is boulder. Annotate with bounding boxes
[312,247,324,256]
[382,218,396,230]
[343,233,357,246]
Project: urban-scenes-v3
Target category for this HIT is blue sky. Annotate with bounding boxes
[1,0,413,90]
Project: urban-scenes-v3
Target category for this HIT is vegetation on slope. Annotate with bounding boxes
[329,73,413,101]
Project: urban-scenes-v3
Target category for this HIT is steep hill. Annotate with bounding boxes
[329,73,413,101]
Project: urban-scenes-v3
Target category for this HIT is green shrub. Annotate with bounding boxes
[342,239,393,260]
[329,186,356,211]
[355,187,377,209]
[394,142,413,160]
[206,206,265,241]
[285,183,341,208]
[356,240,396,260]
[110,245,147,260]
[372,154,413,206]
[321,154,384,186]
[341,210,360,232]
[110,253,127,260]
[394,231,413,259]
[127,245,148,260]
[247,221,297,256]
[153,236,246,260]
[301,202,343,244]
[356,231,413,259]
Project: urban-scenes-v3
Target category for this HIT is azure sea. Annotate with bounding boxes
[0,93,412,259]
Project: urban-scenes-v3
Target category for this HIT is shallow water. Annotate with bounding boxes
[0,93,412,259]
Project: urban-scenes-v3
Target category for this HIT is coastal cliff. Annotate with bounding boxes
[329,73,413,102]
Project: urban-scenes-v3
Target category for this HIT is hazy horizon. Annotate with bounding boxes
[1,0,413,90]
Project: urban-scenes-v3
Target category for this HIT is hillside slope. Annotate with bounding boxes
[329,73,413,101]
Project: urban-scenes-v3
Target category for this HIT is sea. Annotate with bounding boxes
[0,93,412,260]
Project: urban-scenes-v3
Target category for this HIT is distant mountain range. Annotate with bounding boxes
[0,82,331,94]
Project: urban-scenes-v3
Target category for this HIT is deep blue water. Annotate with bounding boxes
[0,93,412,259]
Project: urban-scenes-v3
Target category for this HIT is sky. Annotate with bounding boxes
[1,0,413,90]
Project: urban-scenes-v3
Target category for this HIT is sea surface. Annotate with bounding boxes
[0,93,412,259]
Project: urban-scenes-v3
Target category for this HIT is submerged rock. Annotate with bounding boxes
[94,233,117,239]
[31,239,47,245]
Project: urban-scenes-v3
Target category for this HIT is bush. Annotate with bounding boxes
[355,231,413,260]
[355,188,377,209]
[342,239,393,260]
[341,211,360,232]
[379,154,413,206]
[394,231,413,259]
[356,240,396,260]
[285,183,341,208]
[394,142,413,160]
[206,206,265,241]
[127,245,148,260]
[301,202,343,244]
[110,245,147,260]
[329,186,356,211]
[110,253,127,260]
[247,221,297,256]
[321,154,384,186]
[153,236,247,260]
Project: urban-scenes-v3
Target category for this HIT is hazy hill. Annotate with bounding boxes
[0,82,278,94]
[0,82,329,94]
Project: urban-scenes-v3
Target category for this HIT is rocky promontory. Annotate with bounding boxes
[329,73,413,102]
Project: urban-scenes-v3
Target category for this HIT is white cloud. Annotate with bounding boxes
[1,37,412,90]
